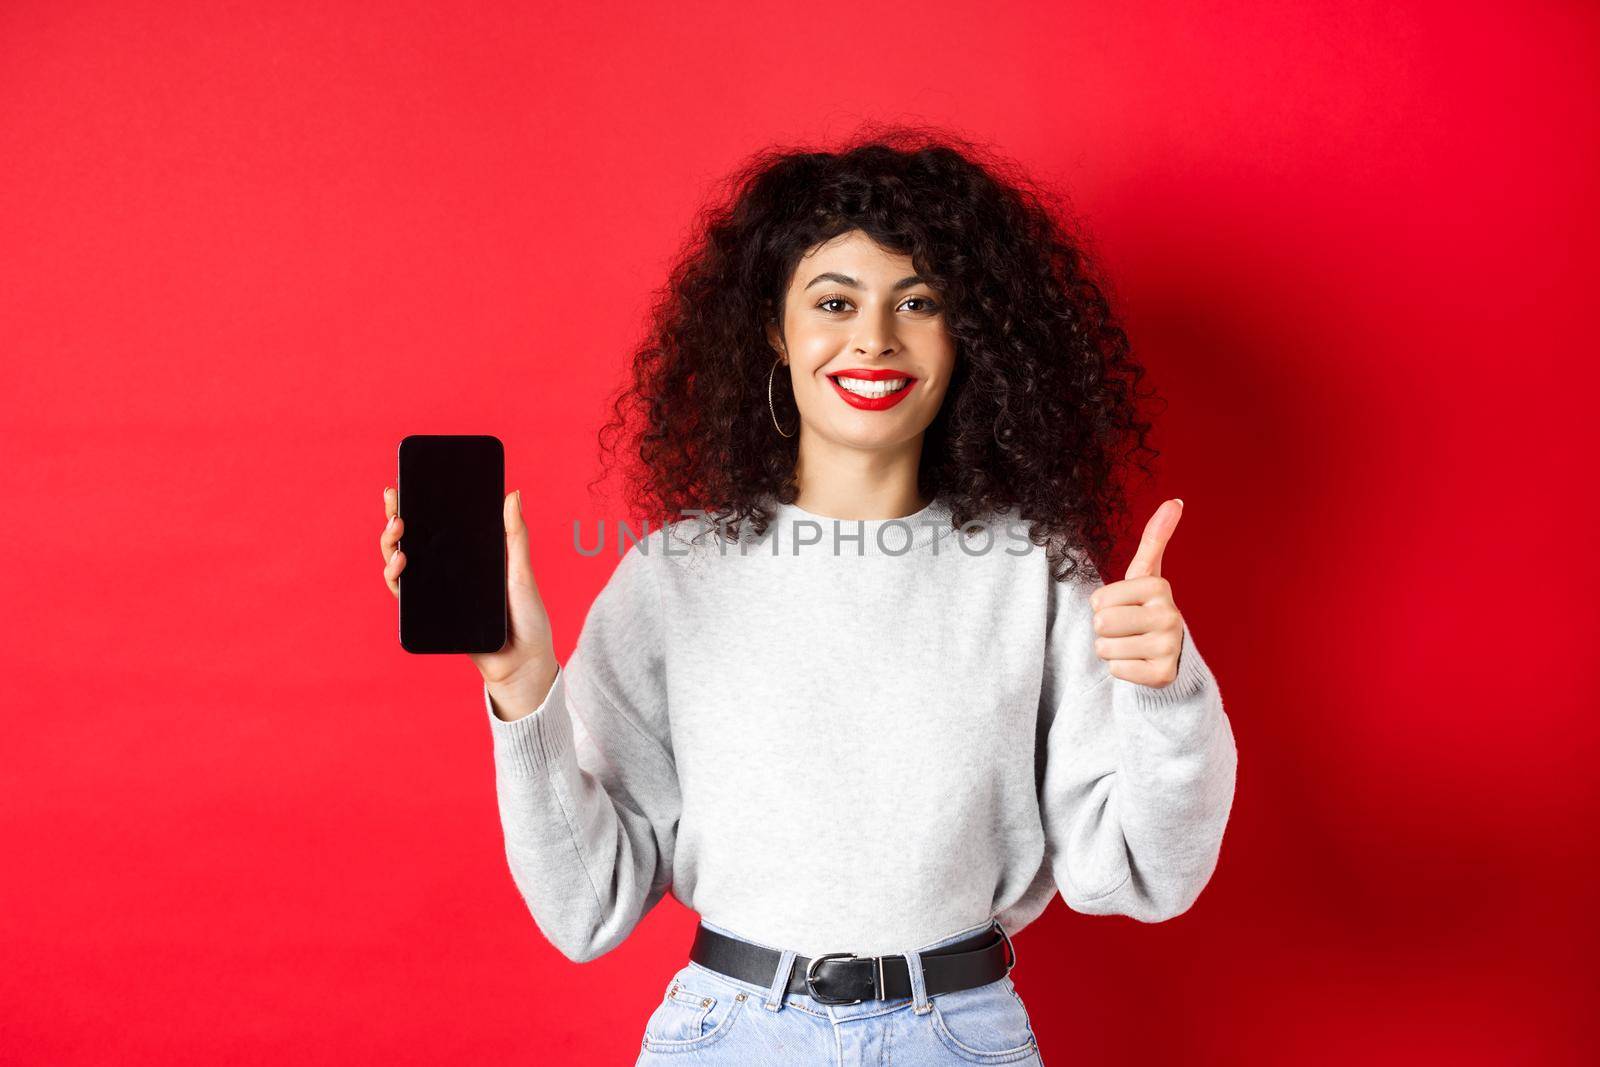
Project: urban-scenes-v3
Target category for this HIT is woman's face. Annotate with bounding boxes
[767,229,955,454]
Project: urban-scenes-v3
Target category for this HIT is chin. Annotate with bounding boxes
[821,423,928,450]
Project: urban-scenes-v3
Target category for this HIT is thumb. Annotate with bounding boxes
[505,490,542,600]
[1125,498,1183,581]
[500,489,555,662]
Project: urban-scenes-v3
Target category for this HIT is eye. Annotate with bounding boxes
[814,294,942,314]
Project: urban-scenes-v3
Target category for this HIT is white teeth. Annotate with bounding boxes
[834,376,910,398]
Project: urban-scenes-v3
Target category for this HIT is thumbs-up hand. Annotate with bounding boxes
[1088,498,1187,688]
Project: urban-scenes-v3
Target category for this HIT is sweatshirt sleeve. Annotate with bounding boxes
[1037,573,1239,922]
[481,542,678,962]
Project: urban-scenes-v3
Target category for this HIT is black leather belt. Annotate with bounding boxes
[688,919,1017,1006]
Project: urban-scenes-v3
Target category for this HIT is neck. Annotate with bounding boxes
[790,433,928,521]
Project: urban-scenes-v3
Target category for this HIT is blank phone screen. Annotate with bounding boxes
[397,435,507,654]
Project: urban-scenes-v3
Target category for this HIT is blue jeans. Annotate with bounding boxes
[635,917,1044,1065]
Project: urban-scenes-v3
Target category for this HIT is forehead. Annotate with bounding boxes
[791,230,915,281]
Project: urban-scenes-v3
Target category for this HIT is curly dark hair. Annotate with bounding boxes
[592,121,1163,583]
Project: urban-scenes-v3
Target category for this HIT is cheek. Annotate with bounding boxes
[918,333,957,377]
[918,349,957,394]
[914,379,950,409]
[793,335,841,372]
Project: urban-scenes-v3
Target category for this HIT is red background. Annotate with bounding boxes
[3,2,1596,1063]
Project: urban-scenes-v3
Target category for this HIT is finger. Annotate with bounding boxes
[1124,498,1183,581]
[505,490,539,595]
[380,512,403,561]
[385,547,405,597]
[381,486,401,561]
[1093,631,1182,661]
[1107,658,1170,687]
[1091,603,1159,638]
[1088,575,1168,611]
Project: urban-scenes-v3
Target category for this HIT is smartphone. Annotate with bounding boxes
[396,434,508,654]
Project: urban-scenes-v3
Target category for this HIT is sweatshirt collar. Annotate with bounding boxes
[764,493,956,555]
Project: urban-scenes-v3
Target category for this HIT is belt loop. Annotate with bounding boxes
[992,917,1017,976]
[764,949,797,1012]
[905,947,933,1015]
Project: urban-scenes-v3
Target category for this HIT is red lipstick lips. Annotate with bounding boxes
[827,368,918,411]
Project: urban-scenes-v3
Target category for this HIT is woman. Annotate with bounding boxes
[379,127,1238,1065]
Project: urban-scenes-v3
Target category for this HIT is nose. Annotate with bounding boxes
[852,307,899,358]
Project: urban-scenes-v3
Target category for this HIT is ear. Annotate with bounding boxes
[766,318,786,361]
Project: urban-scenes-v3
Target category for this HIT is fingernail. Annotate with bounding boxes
[386,514,396,530]
[515,489,523,516]
[1174,498,1184,507]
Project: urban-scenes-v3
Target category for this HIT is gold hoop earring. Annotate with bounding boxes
[768,356,797,438]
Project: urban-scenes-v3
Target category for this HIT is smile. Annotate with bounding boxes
[827,371,918,411]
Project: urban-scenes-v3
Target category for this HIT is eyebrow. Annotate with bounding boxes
[803,272,930,292]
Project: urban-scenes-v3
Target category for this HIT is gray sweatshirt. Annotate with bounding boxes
[483,495,1239,962]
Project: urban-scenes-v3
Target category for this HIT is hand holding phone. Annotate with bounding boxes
[381,438,557,714]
